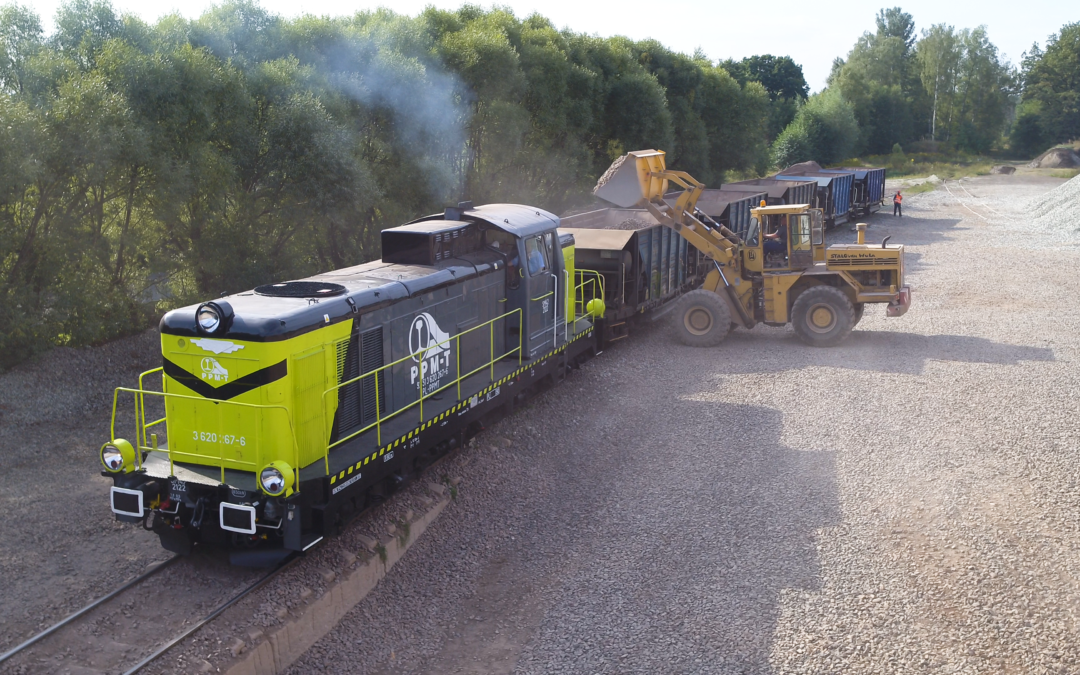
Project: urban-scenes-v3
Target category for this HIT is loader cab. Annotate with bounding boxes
[744,205,824,273]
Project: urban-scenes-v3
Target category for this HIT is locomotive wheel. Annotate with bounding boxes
[791,286,855,347]
[673,290,731,347]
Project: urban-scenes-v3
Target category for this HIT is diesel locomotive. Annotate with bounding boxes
[102,203,605,565]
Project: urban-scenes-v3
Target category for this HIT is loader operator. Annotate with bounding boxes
[763,215,787,258]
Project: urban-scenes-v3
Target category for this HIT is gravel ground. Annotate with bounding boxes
[277,173,1080,674]
[0,329,169,652]
[4,172,1078,674]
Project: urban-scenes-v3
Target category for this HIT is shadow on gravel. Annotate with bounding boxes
[835,331,1055,375]
[717,330,1054,377]
[503,400,843,674]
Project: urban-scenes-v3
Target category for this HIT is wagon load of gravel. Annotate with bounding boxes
[1028,147,1080,169]
[1026,173,1080,235]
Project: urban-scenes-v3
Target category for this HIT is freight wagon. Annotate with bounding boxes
[773,170,855,227]
[559,207,707,344]
[720,178,817,209]
[666,189,767,241]
[822,167,886,216]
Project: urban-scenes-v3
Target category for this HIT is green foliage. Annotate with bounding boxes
[858,150,995,178]
[820,11,1014,158]
[719,54,807,142]
[772,89,859,167]
[0,0,776,370]
[1015,22,1080,152]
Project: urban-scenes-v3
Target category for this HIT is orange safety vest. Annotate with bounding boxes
[894,193,902,204]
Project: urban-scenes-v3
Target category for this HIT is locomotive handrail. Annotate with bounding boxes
[137,367,165,453]
[110,387,302,486]
[321,308,524,462]
[573,268,605,331]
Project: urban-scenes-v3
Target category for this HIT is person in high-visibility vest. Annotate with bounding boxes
[893,191,903,217]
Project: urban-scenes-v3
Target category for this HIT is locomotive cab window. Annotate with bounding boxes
[526,236,548,276]
[485,228,522,289]
[484,228,516,253]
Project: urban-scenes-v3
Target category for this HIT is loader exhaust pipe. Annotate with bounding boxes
[856,223,866,245]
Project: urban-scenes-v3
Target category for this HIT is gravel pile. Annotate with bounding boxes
[1027,146,1080,169]
[614,217,652,231]
[1027,172,1080,234]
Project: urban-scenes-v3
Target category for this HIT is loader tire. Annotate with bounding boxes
[673,290,731,347]
[791,286,855,347]
[853,303,865,325]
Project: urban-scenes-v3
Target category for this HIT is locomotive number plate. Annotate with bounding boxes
[170,479,187,500]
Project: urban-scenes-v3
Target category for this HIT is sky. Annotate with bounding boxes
[21,0,1080,91]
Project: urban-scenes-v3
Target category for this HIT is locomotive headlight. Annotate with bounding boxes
[260,461,294,496]
[196,303,221,333]
[101,439,135,473]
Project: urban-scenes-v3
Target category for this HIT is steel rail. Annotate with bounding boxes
[956,178,1006,218]
[942,180,989,222]
[123,553,305,673]
[0,554,181,666]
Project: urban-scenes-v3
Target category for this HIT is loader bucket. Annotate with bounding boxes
[593,149,668,208]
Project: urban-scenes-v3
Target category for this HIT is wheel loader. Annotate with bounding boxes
[593,150,911,347]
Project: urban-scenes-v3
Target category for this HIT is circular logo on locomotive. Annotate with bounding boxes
[200,356,229,382]
[409,313,451,361]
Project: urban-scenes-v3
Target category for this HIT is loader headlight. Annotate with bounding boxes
[101,439,135,473]
[260,461,294,496]
[196,303,222,333]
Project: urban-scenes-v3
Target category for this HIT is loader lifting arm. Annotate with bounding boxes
[593,149,755,327]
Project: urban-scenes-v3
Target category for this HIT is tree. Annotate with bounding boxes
[720,54,807,142]
[0,0,781,369]
[1017,22,1080,147]
[772,89,859,166]
[916,24,960,141]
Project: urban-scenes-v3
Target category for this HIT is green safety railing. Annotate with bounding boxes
[110,375,303,486]
[574,268,605,330]
[320,308,524,464]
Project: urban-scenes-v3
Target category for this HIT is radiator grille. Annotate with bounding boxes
[335,337,362,432]
[360,328,385,421]
[333,327,385,440]
[827,256,898,267]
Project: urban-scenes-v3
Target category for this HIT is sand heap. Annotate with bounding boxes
[1028,147,1080,169]
[779,161,824,174]
[1027,173,1080,235]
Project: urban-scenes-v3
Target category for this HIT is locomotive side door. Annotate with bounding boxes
[523,231,559,357]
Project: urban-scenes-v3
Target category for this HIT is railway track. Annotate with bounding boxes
[1,445,461,674]
[0,552,298,674]
[943,178,1006,222]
